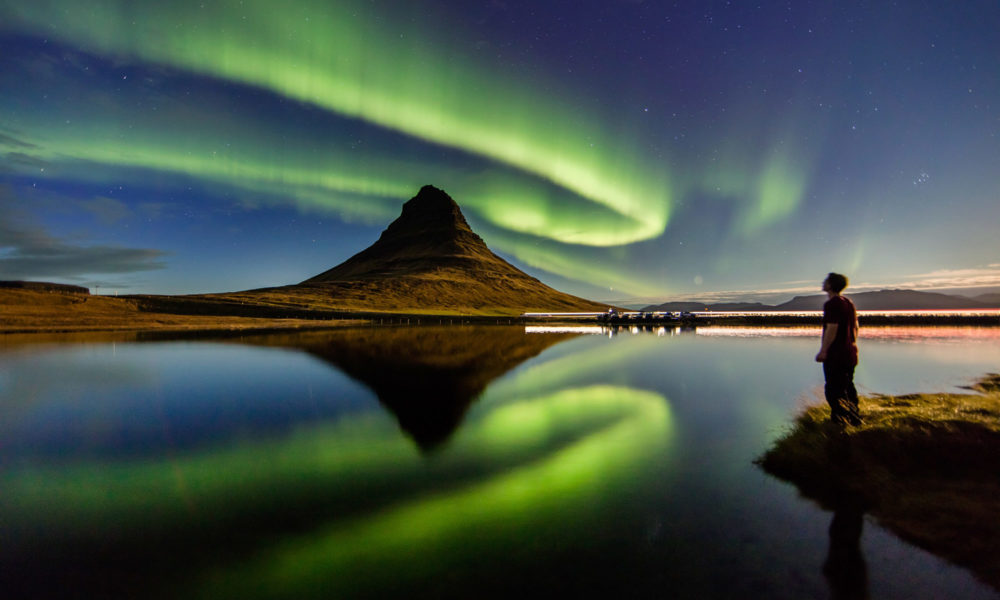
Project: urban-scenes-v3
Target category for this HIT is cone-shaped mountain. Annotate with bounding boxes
[306,185,533,283]
[288,185,608,315]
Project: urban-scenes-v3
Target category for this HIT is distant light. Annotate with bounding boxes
[525,326,604,334]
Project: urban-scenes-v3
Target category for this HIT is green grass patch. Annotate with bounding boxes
[757,373,1000,591]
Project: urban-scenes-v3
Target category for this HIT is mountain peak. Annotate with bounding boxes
[401,185,464,222]
[304,185,493,283]
[379,184,473,242]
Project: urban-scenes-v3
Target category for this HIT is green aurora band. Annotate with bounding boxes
[0,0,671,247]
[476,221,670,297]
[0,0,822,295]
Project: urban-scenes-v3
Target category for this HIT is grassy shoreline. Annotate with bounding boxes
[0,288,521,335]
[757,374,1000,591]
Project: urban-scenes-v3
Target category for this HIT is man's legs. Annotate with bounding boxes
[843,364,860,423]
[824,362,861,425]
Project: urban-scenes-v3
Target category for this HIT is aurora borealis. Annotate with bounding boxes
[2,1,999,302]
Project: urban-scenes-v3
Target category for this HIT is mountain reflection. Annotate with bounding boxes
[247,325,578,450]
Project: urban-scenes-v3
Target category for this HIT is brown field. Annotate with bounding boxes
[0,288,359,334]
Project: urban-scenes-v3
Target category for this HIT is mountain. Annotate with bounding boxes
[221,185,609,316]
[641,301,710,312]
[972,293,1000,306]
[642,301,772,312]
[776,290,993,311]
[304,184,510,283]
[644,289,1000,312]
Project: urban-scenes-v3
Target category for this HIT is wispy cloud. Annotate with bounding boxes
[0,131,38,150]
[0,187,168,281]
[1,152,48,171]
[899,266,1000,290]
[81,196,132,225]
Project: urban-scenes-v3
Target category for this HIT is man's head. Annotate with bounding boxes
[823,272,849,294]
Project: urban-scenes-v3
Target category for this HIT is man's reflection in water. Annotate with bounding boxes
[823,503,869,600]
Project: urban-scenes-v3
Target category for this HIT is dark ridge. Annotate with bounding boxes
[776,290,993,311]
[0,280,90,294]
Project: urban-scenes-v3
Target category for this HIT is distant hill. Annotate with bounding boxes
[645,289,1000,312]
[703,302,772,312]
[0,280,89,294]
[972,293,1000,306]
[218,185,610,316]
[641,301,711,312]
[641,301,771,312]
[777,290,994,311]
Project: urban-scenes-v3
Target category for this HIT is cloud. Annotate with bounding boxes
[900,266,1000,290]
[0,187,169,280]
[81,196,132,225]
[0,131,38,149]
[0,132,45,173]
[0,244,169,279]
[1,152,48,171]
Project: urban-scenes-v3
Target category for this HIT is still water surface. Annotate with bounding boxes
[1,325,998,599]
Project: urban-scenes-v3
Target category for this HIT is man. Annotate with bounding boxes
[815,272,861,425]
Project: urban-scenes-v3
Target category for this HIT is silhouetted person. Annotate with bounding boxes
[823,503,869,600]
[815,272,861,425]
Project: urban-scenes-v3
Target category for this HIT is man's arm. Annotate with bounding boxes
[816,323,839,362]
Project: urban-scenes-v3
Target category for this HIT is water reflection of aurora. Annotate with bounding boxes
[195,386,672,598]
[1,335,674,598]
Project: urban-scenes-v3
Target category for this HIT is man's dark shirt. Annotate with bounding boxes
[823,295,858,366]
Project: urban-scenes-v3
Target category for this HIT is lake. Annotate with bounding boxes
[2,324,999,599]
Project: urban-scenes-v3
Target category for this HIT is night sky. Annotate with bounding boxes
[2,1,998,303]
